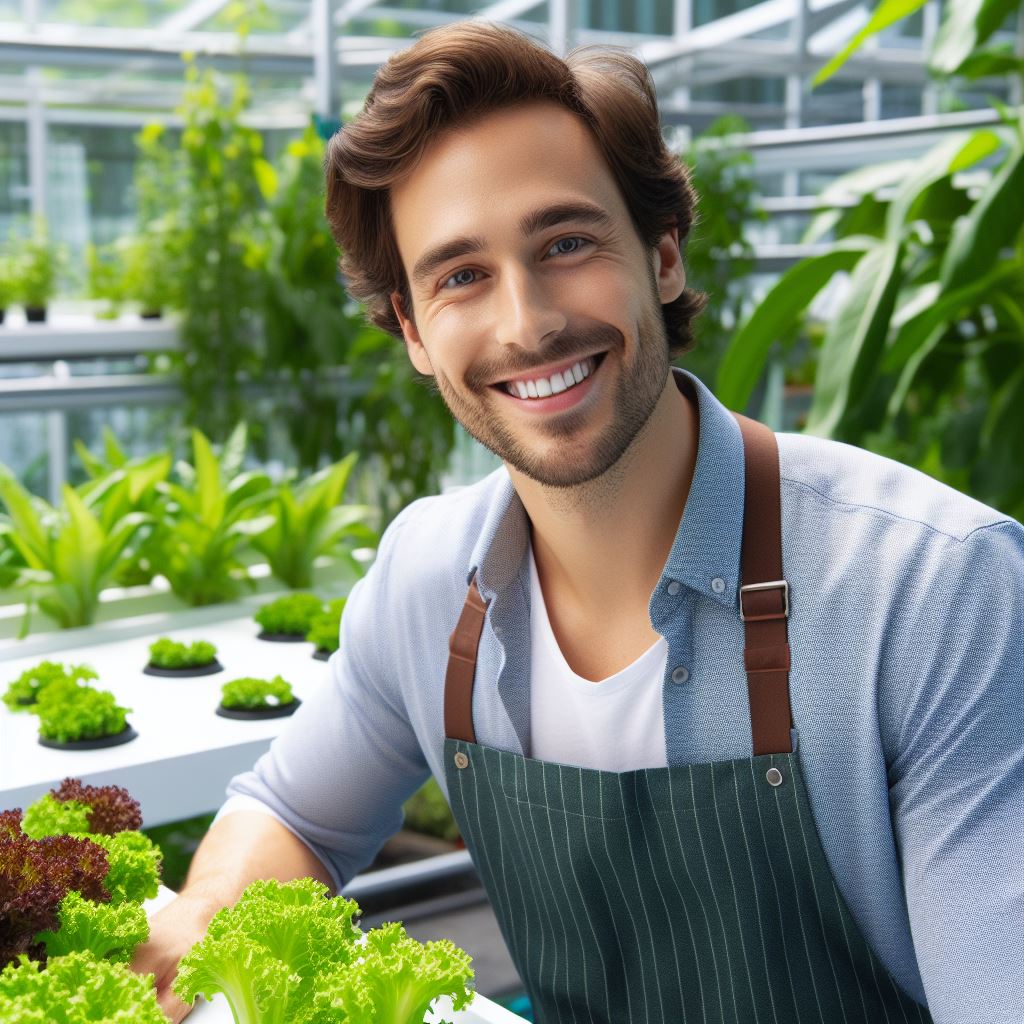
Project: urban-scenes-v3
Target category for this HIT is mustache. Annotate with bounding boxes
[468,322,623,390]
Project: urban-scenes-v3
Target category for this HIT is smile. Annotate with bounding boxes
[491,352,607,413]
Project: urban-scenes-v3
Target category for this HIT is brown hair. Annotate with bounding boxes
[324,21,705,359]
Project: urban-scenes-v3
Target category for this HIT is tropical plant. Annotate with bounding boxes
[220,675,294,710]
[252,453,378,589]
[147,638,217,670]
[306,597,347,655]
[150,424,275,605]
[718,0,1024,520]
[254,593,324,636]
[0,469,150,634]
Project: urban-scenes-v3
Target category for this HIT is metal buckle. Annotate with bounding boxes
[739,580,789,622]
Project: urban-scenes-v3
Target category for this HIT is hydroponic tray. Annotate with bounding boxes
[145,888,528,1024]
[0,603,331,826]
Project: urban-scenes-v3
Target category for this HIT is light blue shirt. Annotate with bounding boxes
[225,368,1024,1023]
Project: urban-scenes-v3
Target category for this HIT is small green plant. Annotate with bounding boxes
[15,223,60,311]
[2,661,97,712]
[306,597,346,655]
[0,469,150,635]
[0,252,15,312]
[221,675,294,710]
[32,679,131,744]
[147,637,217,669]
[255,592,324,635]
[36,892,149,963]
[86,242,124,319]
[252,454,378,590]
[151,424,275,606]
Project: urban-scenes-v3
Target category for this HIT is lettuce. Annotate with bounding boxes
[36,890,148,963]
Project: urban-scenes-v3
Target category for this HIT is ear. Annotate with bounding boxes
[391,292,433,377]
[652,226,685,304]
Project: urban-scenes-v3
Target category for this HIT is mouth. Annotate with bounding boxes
[490,351,608,401]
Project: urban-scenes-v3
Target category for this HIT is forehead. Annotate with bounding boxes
[390,101,628,262]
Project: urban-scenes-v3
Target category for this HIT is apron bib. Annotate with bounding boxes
[443,413,932,1024]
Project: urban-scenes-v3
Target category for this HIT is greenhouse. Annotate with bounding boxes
[1,0,1022,1021]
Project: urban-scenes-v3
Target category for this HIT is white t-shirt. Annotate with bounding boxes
[528,542,669,772]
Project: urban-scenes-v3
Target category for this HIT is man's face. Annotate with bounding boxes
[390,101,685,489]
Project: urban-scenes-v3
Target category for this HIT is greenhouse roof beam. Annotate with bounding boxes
[160,0,234,35]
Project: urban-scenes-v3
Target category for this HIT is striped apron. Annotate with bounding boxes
[443,412,933,1024]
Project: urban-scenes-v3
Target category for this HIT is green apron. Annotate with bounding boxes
[443,412,933,1024]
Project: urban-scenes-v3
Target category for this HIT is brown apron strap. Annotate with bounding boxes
[443,412,794,755]
[732,412,794,755]
[444,573,487,742]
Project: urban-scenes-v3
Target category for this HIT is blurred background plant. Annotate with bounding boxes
[718,0,1024,521]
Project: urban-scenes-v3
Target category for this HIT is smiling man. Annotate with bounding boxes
[137,21,1024,1024]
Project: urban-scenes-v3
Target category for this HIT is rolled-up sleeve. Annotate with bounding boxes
[222,503,432,891]
[886,519,1024,1023]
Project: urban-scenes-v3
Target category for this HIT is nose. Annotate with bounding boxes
[492,265,566,352]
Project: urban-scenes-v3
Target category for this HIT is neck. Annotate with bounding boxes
[508,371,699,619]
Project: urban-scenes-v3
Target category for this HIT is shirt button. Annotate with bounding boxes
[671,666,690,684]
[711,577,726,594]
[666,580,681,596]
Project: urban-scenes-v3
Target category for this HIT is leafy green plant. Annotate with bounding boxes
[85,242,124,319]
[151,424,275,605]
[147,638,217,670]
[173,877,474,1024]
[221,675,294,710]
[403,778,460,844]
[0,950,167,1020]
[0,469,150,634]
[255,593,324,635]
[85,830,162,905]
[0,251,15,311]
[36,891,149,963]
[252,453,379,590]
[22,780,142,840]
[306,597,346,655]
[21,796,92,840]
[2,661,98,712]
[32,679,131,744]
[719,0,1024,520]
[15,222,60,310]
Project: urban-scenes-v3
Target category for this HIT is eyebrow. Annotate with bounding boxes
[409,200,613,289]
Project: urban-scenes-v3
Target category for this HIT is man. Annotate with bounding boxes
[137,21,1024,1023]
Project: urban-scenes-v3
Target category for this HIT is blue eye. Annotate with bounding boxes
[442,268,478,290]
[548,236,589,257]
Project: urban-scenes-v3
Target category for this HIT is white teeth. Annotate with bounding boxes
[504,356,598,400]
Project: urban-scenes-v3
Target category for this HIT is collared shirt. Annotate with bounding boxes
[224,368,1024,1023]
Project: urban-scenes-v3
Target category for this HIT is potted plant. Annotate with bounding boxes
[30,678,136,750]
[2,660,98,711]
[254,592,324,641]
[144,637,222,677]
[16,225,59,323]
[306,596,346,661]
[0,252,14,325]
[216,675,300,720]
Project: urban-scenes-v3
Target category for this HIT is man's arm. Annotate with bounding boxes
[132,810,335,1022]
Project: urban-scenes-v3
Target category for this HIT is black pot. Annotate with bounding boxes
[140,309,163,320]
[0,308,6,325]
[257,630,308,643]
[143,659,224,678]
[39,724,138,750]
[216,698,301,721]
[312,648,332,662]
[25,307,47,323]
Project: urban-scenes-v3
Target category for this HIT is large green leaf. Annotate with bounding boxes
[813,0,930,85]
[940,138,1024,292]
[0,472,53,571]
[192,429,226,527]
[715,244,868,410]
[930,0,1022,75]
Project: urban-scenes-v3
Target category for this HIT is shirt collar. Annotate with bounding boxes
[467,366,745,612]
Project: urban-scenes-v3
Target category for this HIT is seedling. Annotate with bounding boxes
[30,679,134,749]
[144,637,221,677]
[306,597,346,660]
[254,592,324,640]
[217,676,299,720]
[2,661,97,712]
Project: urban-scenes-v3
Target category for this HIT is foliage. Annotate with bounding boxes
[86,233,178,318]
[150,425,275,606]
[0,950,166,1021]
[0,468,150,634]
[36,890,149,963]
[255,593,325,635]
[221,675,294,710]
[148,637,218,669]
[719,1,1024,520]
[306,597,347,654]
[174,877,473,1024]
[403,778,460,844]
[0,251,16,309]
[2,661,98,712]
[678,116,766,387]
[21,796,92,840]
[0,809,109,967]
[32,679,131,743]
[41,779,143,837]
[85,830,162,906]
[251,454,378,590]
[85,243,123,319]
[14,221,61,309]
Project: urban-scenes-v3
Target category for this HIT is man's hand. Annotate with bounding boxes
[133,892,221,1023]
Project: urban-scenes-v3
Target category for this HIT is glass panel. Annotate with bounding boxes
[0,122,30,243]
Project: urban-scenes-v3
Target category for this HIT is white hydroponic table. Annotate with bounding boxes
[0,598,333,826]
[145,887,529,1024]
